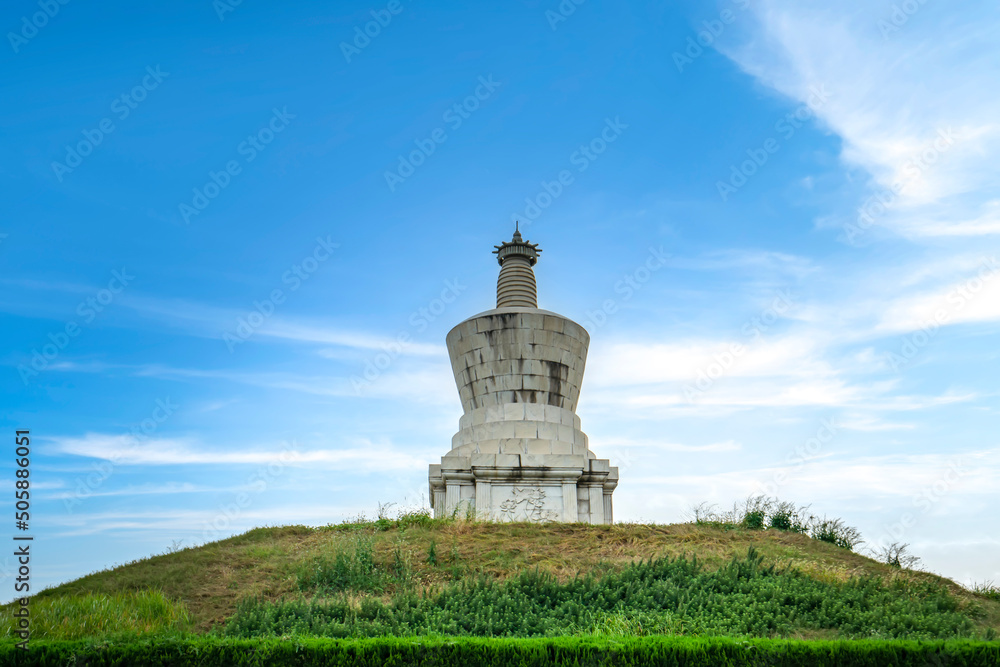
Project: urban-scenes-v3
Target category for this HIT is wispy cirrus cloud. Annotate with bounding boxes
[628,448,1000,500]
[49,505,372,539]
[118,293,444,354]
[1,282,443,357]
[668,249,818,278]
[48,433,427,471]
[600,438,742,453]
[721,1,1000,238]
[46,481,208,501]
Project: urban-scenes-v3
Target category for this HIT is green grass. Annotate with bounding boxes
[693,496,864,550]
[1,590,189,641]
[294,532,416,594]
[222,547,991,641]
[971,582,1000,603]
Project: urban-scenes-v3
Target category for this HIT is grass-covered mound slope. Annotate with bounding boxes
[225,546,982,640]
[16,509,1000,644]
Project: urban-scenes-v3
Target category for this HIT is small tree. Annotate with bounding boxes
[873,542,921,569]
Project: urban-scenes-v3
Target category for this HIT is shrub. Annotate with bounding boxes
[691,497,861,551]
[811,518,864,551]
[226,548,975,640]
[396,507,433,530]
[768,501,810,533]
[740,495,772,530]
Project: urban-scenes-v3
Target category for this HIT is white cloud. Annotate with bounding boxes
[127,361,457,404]
[256,319,443,355]
[116,293,444,355]
[668,249,817,278]
[836,414,914,432]
[587,333,831,387]
[624,448,1000,511]
[47,481,207,500]
[2,283,444,357]
[601,438,742,453]
[48,504,372,539]
[722,1,1000,237]
[874,258,1000,333]
[48,433,426,471]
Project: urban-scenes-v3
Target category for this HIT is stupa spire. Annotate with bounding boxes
[429,228,618,524]
[492,223,542,308]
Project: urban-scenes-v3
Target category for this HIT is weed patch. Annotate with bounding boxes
[224,547,979,640]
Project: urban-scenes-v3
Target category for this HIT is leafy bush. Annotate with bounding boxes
[226,548,977,641]
[693,497,863,551]
[396,507,433,530]
[811,518,864,551]
[768,501,810,533]
[742,511,767,529]
[740,495,772,530]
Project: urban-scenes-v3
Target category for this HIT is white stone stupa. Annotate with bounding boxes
[428,227,618,523]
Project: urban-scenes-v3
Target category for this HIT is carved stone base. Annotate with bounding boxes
[428,453,618,524]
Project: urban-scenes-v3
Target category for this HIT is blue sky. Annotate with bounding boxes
[2,0,998,594]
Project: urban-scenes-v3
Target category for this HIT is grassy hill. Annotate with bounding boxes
[20,512,1000,642]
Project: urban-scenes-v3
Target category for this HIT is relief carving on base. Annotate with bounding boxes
[497,486,560,523]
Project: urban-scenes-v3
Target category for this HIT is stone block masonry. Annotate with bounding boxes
[429,228,617,523]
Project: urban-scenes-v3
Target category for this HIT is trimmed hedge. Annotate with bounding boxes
[1,636,998,666]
